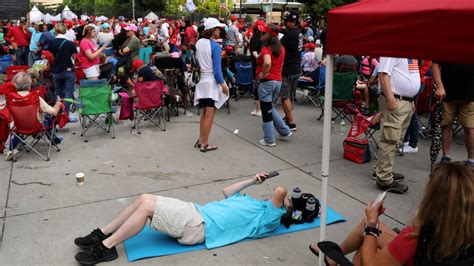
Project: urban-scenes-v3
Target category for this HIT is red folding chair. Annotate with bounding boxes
[6,91,60,161]
[132,80,166,134]
[6,65,29,82]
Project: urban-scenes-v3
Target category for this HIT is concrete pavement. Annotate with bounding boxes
[0,95,468,265]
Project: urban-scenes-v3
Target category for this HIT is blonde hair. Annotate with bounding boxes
[83,25,96,39]
[26,68,41,83]
[412,162,474,261]
[54,23,67,35]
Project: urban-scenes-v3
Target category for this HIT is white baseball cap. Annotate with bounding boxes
[204,18,226,30]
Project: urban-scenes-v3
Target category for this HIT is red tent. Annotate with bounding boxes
[326,0,474,63]
[317,1,474,261]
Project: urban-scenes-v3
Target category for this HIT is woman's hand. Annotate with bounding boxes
[365,201,385,224]
[221,83,229,96]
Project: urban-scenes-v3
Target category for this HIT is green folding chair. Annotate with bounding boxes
[318,71,358,122]
[78,80,115,142]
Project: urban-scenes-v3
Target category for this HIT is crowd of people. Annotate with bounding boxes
[0,9,473,265]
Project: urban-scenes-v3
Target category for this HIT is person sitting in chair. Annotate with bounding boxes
[5,72,62,161]
[74,173,290,265]
[309,162,474,266]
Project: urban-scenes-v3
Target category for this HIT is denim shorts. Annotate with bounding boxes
[258,80,282,103]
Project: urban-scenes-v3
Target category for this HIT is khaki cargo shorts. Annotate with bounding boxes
[150,196,205,245]
[441,101,474,128]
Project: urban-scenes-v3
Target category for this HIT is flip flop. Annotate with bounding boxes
[200,144,218,153]
[194,140,201,149]
[317,241,353,266]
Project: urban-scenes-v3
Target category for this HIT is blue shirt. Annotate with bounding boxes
[29,27,42,52]
[195,193,286,249]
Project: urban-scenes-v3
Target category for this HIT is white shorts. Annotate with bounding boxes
[82,65,100,79]
[150,196,205,245]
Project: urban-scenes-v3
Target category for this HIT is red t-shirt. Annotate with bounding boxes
[388,226,418,266]
[256,46,286,81]
[79,39,100,69]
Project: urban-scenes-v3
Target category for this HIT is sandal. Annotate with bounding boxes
[317,241,353,266]
[200,144,218,153]
[194,140,201,149]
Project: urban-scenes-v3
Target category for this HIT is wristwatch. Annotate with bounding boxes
[364,222,381,237]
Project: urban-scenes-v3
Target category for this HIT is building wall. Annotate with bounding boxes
[0,0,30,19]
[32,0,63,8]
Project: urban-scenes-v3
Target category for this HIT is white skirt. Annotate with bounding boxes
[193,72,228,109]
[82,65,101,79]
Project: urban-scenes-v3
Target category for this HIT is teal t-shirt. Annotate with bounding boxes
[195,193,286,249]
[29,27,42,51]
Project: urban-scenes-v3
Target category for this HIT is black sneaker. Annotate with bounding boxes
[376,181,409,194]
[371,172,405,182]
[283,117,297,131]
[75,243,118,265]
[74,228,110,249]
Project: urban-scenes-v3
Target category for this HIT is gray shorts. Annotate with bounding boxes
[279,74,300,99]
[150,196,205,245]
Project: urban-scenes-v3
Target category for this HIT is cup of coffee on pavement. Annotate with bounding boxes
[76,173,85,186]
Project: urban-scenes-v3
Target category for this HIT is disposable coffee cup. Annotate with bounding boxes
[76,173,85,186]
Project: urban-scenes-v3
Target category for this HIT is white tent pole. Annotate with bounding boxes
[318,54,334,266]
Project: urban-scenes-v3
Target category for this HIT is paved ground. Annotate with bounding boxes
[0,94,468,265]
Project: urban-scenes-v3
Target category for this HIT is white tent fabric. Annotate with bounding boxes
[52,14,61,21]
[62,5,78,20]
[30,5,44,23]
[44,13,53,23]
[96,16,108,22]
[145,12,159,21]
[81,15,90,21]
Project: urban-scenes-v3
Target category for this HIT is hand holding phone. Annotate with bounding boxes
[372,191,387,209]
[263,171,279,180]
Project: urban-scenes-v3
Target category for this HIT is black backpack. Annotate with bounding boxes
[189,49,200,84]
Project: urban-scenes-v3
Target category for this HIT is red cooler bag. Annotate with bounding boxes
[343,136,371,164]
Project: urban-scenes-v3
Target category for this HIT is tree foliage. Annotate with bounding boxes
[303,0,356,23]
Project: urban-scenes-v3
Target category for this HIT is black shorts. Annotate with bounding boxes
[198,98,216,108]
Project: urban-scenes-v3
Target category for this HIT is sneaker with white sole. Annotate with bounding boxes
[4,149,19,161]
[280,132,293,138]
[259,139,276,147]
[399,145,418,153]
[251,110,262,117]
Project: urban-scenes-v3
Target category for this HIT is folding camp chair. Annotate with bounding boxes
[78,79,115,142]
[318,71,358,123]
[164,68,187,120]
[233,56,254,101]
[132,80,166,134]
[298,66,326,108]
[98,62,114,83]
[6,91,60,161]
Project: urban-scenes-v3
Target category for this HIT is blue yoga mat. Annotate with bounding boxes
[124,207,345,262]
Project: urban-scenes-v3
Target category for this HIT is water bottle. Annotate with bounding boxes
[339,120,347,136]
[303,196,318,223]
[291,187,303,211]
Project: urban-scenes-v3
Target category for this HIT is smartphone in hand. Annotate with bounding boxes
[372,191,387,208]
[262,171,279,181]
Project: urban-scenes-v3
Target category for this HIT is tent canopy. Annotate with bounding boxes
[29,5,44,23]
[62,5,78,20]
[326,0,474,63]
[145,12,159,21]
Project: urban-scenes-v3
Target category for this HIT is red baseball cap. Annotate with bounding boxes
[231,15,238,21]
[304,43,316,49]
[261,24,279,37]
[254,20,265,31]
[131,59,144,71]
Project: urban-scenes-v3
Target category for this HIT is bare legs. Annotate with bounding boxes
[310,219,397,265]
[441,125,453,157]
[255,100,261,113]
[100,194,156,249]
[199,107,217,147]
[282,98,294,124]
